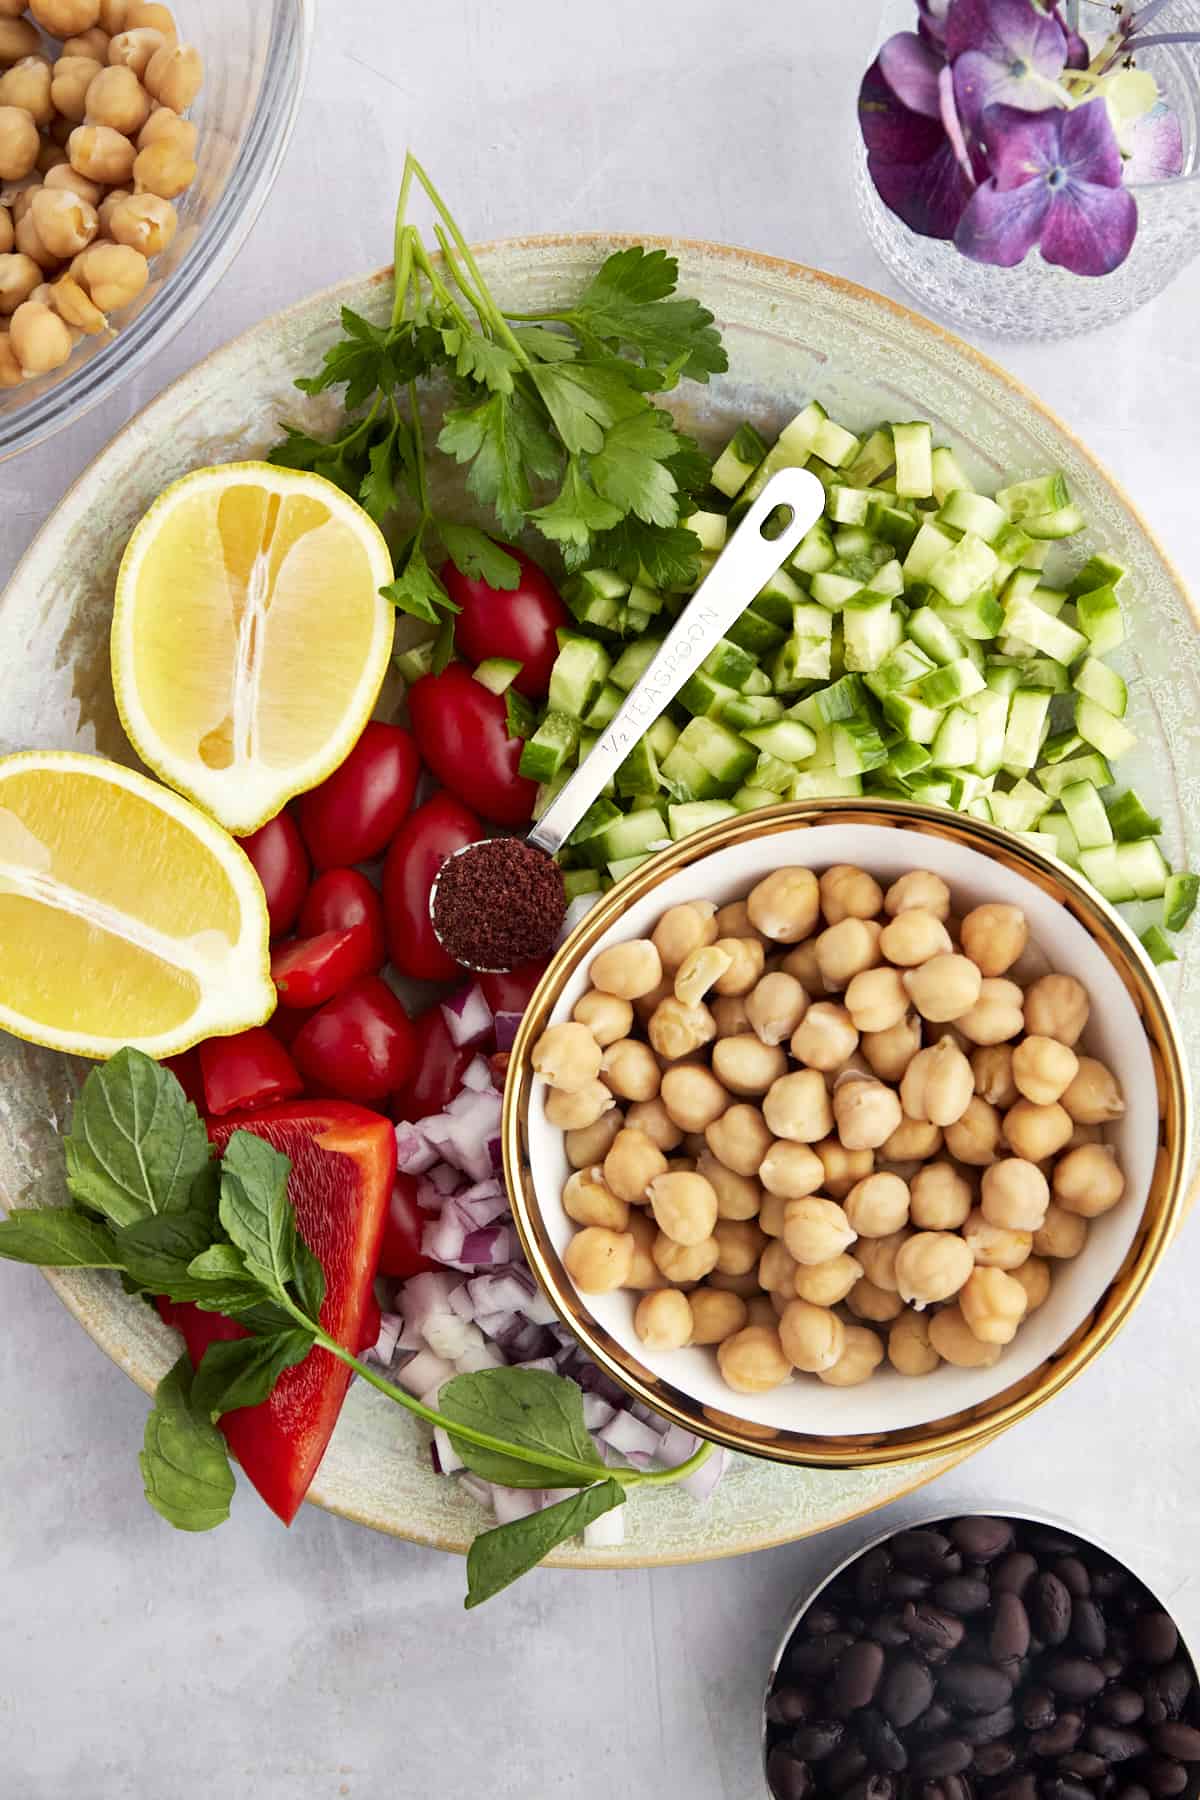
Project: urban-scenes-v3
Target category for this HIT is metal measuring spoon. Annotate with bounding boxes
[429,466,827,973]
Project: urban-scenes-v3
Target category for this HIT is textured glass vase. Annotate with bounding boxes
[856,0,1200,339]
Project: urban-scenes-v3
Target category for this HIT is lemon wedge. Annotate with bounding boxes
[0,750,274,1059]
[111,462,395,834]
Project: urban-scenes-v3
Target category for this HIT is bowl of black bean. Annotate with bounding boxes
[763,1511,1199,1800]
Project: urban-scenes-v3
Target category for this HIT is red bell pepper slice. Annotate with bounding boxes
[167,1100,396,1526]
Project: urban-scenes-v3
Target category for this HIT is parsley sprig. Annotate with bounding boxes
[269,153,726,650]
[0,1051,712,1606]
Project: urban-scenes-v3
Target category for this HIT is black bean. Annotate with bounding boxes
[843,1779,897,1800]
[1093,1569,1129,1603]
[1054,1558,1092,1599]
[791,1720,846,1761]
[995,1553,1040,1597]
[1071,1600,1108,1658]
[1034,1575,1074,1647]
[857,1547,894,1610]
[1043,1657,1107,1702]
[893,1531,963,1580]
[889,1571,934,1602]
[833,1642,887,1713]
[1153,1724,1200,1762]
[1030,1716,1084,1758]
[857,1708,909,1774]
[1042,1777,1095,1800]
[1136,1615,1180,1668]
[882,1658,936,1729]
[825,1744,870,1791]
[992,1594,1033,1664]
[904,1604,967,1658]
[934,1576,992,1616]
[1100,1690,1146,1728]
[960,1706,1017,1747]
[1086,1725,1150,1763]
[975,1742,1018,1778]
[767,1748,812,1800]
[1117,1786,1152,1800]
[951,1516,1015,1562]
[993,1777,1038,1800]
[1060,1752,1109,1781]
[806,1605,844,1636]
[912,1738,973,1779]
[939,1663,1014,1716]
[1145,1759,1189,1798]
[1146,1664,1194,1723]
[913,1705,955,1740]
[786,1634,856,1678]
[869,1611,913,1650]
[1099,1655,1126,1682]
[768,1687,819,1726]
[1028,1528,1083,1555]
[1023,1689,1058,1731]
[938,1776,974,1800]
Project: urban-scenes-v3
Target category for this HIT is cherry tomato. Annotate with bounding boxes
[382,790,481,984]
[271,927,376,1009]
[479,958,550,1016]
[377,1171,439,1279]
[292,975,417,1103]
[390,1005,473,1120]
[267,1003,317,1050]
[299,869,386,971]
[296,721,421,869]
[238,811,310,938]
[440,547,569,699]
[198,1027,303,1116]
[407,664,537,827]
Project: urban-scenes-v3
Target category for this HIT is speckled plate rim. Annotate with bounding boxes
[4,234,1197,1566]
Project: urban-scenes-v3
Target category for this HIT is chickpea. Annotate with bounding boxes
[710,935,764,997]
[47,270,104,337]
[705,1034,782,1100]
[818,1323,884,1386]
[30,186,99,261]
[1003,1098,1073,1163]
[1053,1142,1125,1218]
[1011,1255,1051,1313]
[100,0,129,28]
[814,1136,873,1199]
[544,1080,616,1131]
[717,1324,792,1393]
[600,1043,659,1108]
[779,941,826,997]
[43,161,102,204]
[714,898,767,943]
[1033,1200,1088,1259]
[713,1216,767,1276]
[590,938,663,1001]
[623,1208,662,1289]
[847,1277,904,1324]
[647,1168,719,1247]
[973,1043,1017,1109]
[35,140,69,176]
[689,1149,755,1222]
[889,1307,940,1375]
[900,1037,974,1127]
[901,953,983,1026]
[127,1,176,36]
[710,993,751,1039]
[634,1288,693,1351]
[745,866,820,942]
[14,203,59,272]
[30,0,100,31]
[791,1252,859,1308]
[789,1001,858,1074]
[136,102,194,156]
[819,864,883,925]
[943,1094,1000,1167]
[62,27,110,59]
[843,965,907,1036]
[903,1163,969,1232]
[658,1065,726,1133]
[884,869,951,920]
[0,105,37,182]
[0,19,40,64]
[980,1157,1049,1233]
[861,1012,922,1084]
[563,1225,635,1293]
[1061,1056,1124,1124]
[0,56,53,127]
[653,1230,720,1284]
[758,1139,823,1201]
[745,971,808,1047]
[0,328,21,385]
[131,134,194,199]
[956,978,1024,1049]
[9,299,72,373]
[562,1168,630,1232]
[707,1270,760,1302]
[600,1127,665,1205]
[532,1021,601,1092]
[962,1207,1031,1270]
[960,1265,1027,1345]
[107,25,164,75]
[688,1286,747,1345]
[142,38,200,112]
[705,1103,772,1177]
[855,1227,910,1292]
[883,1113,942,1162]
[894,1230,974,1307]
[844,1170,910,1239]
[569,989,631,1050]
[928,1304,1002,1368]
[564,1107,623,1169]
[619,1101,679,1159]
[84,62,148,135]
[879,909,953,969]
[753,1293,784,1326]
[671,941,730,1008]
[763,1069,832,1145]
[758,1191,786,1237]
[782,1195,856,1266]
[1024,972,1089,1046]
[645,996,716,1063]
[67,122,136,185]
[778,1297,845,1372]
[835,1073,904,1154]
[94,183,128,234]
[958,901,1029,977]
[651,899,717,971]
[815,917,882,991]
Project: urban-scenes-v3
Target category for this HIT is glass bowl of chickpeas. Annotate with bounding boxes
[503,800,1192,1470]
[0,0,312,458]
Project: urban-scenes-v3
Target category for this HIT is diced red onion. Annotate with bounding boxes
[423,1312,475,1362]
[491,1485,545,1525]
[460,1054,494,1093]
[363,1310,402,1368]
[397,1347,455,1396]
[458,1474,494,1509]
[394,1124,438,1174]
[454,1342,505,1374]
[493,1010,523,1052]
[431,1427,463,1475]
[440,983,493,1047]
[598,1411,663,1460]
[656,1423,700,1467]
[680,1445,728,1502]
[447,1283,476,1322]
[514,1355,557,1374]
[421,1200,470,1267]
[583,1504,626,1548]
[456,1191,509,1230]
[419,1091,502,1183]
[467,1270,535,1317]
[473,1307,519,1343]
[581,1393,617,1433]
[487,1135,504,1173]
[422,1163,465,1199]
[399,1270,460,1340]
[506,1322,555,1364]
[459,1225,513,1267]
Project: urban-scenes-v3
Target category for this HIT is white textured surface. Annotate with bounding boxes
[0,3,1198,1796]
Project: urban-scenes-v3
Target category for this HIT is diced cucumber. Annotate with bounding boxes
[1075,585,1125,654]
[828,484,874,526]
[667,800,738,839]
[711,421,768,499]
[903,521,958,584]
[772,637,819,692]
[847,428,896,487]
[548,637,610,714]
[596,808,669,865]
[788,769,864,799]
[916,658,986,710]
[567,796,622,855]
[394,638,436,684]
[518,709,580,782]
[1075,696,1137,760]
[887,741,933,780]
[906,607,963,667]
[1020,539,1050,570]
[966,687,1009,777]
[930,447,973,505]
[742,719,819,764]
[832,716,888,775]
[934,594,1007,642]
[1015,830,1060,858]
[864,640,936,697]
[1060,781,1113,850]
[787,520,837,577]
[843,596,902,672]
[996,471,1070,521]
[1040,729,1084,765]
[646,716,678,759]
[882,691,942,744]
[563,867,602,899]
[727,607,788,656]
[866,501,918,556]
[892,421,934,498]
[721,694,785,731]
[565,567,629,629]
[609,636,663,691]
[657,744,721,802]
[797,674,869,725]
[1164,872,1199,932]
[812,416,861,467]
[905,774,954,806]
[937,490,1008,543]
[832,527,880,563]
[1030,586,1068,617]
[994,523,1035,564]
[756,567,807,620]
[1078,845,1135,902]
[700,637,757,691]
[671,717,757,784]
[1014,657,1070,693]
[730,785,780,813]
[984,660,1022,699]
[690,510,729,553]
[1040,810,1082,867]
[1038,752,1114,798]
[607,853,654,883]
[731,401,827,515]
[1072,656,1127,718]
[615,737,660,798]
[1002,688,1052,774]
[1140,924,1178,965]
[1002,595,1087,665]
[810,570,864,611]
[1069,553,1127,598]
[583,680,623,728]
[928,533,1000,606]
[753,753,795,794]
[1024,504,1087,540]
[930,706,977,769]
[1117,838,1170,901]
[628,581,663,619]
[993,779,1052,832]
[533,765,572,820]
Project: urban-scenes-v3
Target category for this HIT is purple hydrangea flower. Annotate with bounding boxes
[917,0,951,49]
[954,97,1139,276]
[859,42,976,240]
[947,0,1070,131]
[1122,102,1185,182]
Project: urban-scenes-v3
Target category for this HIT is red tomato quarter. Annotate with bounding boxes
[271,927,377,1009]
[299,869,386,971]
[390,1005,473,1121]
[406,664,537,827]
[440,546,569,698]
[382,790,481,984]
[292,975,416,1102]
[238,811,310,938]
[296,721,420,869]
[198,1027,303,1116]
[377,1171,438,1280]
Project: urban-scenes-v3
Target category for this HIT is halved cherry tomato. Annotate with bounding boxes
[441,546,569,699]
[292,975,416,1102]
[390,1005,473,1121]
[382,790,480,984]
[271,927,376,1009]
[299,869,386,970]
[198,1027,303,1116]
[479,958,550,1016]
[407,664,537,826]
[377,1171,438,1279]
[238,811,310,938]
[297,721,421,869]
[267,1003,317,1050]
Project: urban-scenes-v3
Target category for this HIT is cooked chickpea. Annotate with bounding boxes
[861,1013,922,1085]
[29,0,100,28]
[943,1094,1001,1167]
[792,1252,860,1307]
[710,935,764,997]
[980,1157,1049,1233]
[818,1323,884,1386]
[709,1032,787,1098]
[600,1127,666,1204]
[745,971,808,1046]
[590,938,663,1000]
[902,1162,970,1232]
[745,866,820,943]
[778,1297,845,1372]
[844,1171,910,1238]
[694,1149,760,1221]
[646,995,716,1062]
[544,1080,615,1130]
[758,1191,785,1236]
[714,899,767,942]
[960,1265,1028,1345]
[758,1139,824,1200]
[973,1043,1017,1109]
[779,941,827,996]
[752,1293,783,1325]
[650,899,717,971]
[108,24,164,75]
[1053,1142,1125,1218]
[0,105,38,181]
[704,1102,773,1177]
[49,269,101,333]
[652,1231,719,1285]
[1003,1098,1073,1163]
[100,0,130,30]
[94,183,128,234]
[62,26,109,58]
[1061,1056,1125,1124]
[856,1227,910,1292]
[883,1113,942,1162]
[532,1021,602,1092]
[84,61,150,134]
[789,1001,858,1073]
[570,989,632,1049]
[833,1073,902,1151]
[815,917,881,991]
[658,1064,726,1132]
[879,909,953,968]
[717,1324,792,1393]
[688,1287,747,1345]
[622,1208,662,1288]
[902,953,983,1026]
[884,869,951,921]
[562,1168,629,1231]
[962,1207,1031,1269]
[754,1239,798,1294]
[954,978,1024,1049]
[13,203,58,272]
[1024,972,1090,1046]
[68,122,136,185]
[709,994,751,1040]
[563,1225,634,1293]
[763,1068,832,1145]
[847,1276,903,1323]
[131,132,194,199]
[820,864,883,925]
[0,56,53,127]
[42,162,102,204]
[142,38,200,111]
[49,52,102,122]
[28,186,101,264]
[128,1,176,36]
[895,1230,974,1307]
[601,1038,661,1103]
[634,1288,693,1351]
[672,942,731,1009]
[0,328,21,385]
[900,1037,974,1127]
[782,1195,856,1266]
[888,1307,940,1375]
[814,1136,873,1199]
[0,17,40,63]
[647,1168,719,1247]
[929,1304,1002,1368]
[960,902,1029,977]
[1032,1201,1088,1260]
[843,965,907,1036]
[1011,1255,1051,1313]
[136,104,194,158]
[9,299,71,372]
[713,1216,767,1276]
[564,1107,623,1168]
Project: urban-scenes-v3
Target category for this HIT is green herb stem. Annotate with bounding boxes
[404,153,532,369]
[390,164,419,327]
[624,1438,716,1488]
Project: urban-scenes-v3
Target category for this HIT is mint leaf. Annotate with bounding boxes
[139,1356,236,1533]
[0,1207,120,1268]
[528,362,645,456]
[380,539,453,625]
[465,1480,624,1608]
[181,1245,294,1332]
[531,458,623,555]
[438,391,561,537]
[64,1050,211,1230]
[291,1233,326,1324]
[565,248,727,383]
[436,521,521,590]
[217,1133,295,1297]
[590,410,682,526]
[440,1367,606,1487]
[191,1330,313,1421]
[117,1205,220,1297]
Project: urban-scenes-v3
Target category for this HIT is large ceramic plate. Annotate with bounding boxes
[2,239,1198,1568]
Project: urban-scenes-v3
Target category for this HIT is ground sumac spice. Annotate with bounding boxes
[432,836,566,971]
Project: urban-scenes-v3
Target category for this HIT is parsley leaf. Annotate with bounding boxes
[439,390,561,536]
[465,1481,625,1608]
[140,1356,236,1533]
[589,515,705,591]
[528,361,646,456]
[358,423,403,524]
[441,326,520,395]
[436,521,520,590]
[513,326,576,363]
[294,308,396,409]
[564,248,727,383]
[380,537,454,624]
[64,1048,211,1231]
[590,410,682,526]
[530,457,622,556]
